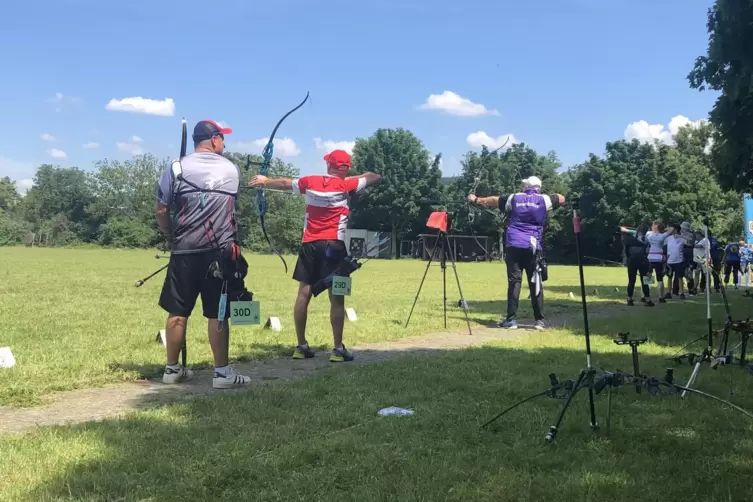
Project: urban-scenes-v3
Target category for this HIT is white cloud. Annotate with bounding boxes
[466,131,518,150]
[105,96,175,116]
[116,136,145,156]
[48,149,67,159]
[40,133,57,142]
[420,91,499,117]
[234,137,301,157]
[82,142,99,149]
[313,137,355,155]
[624,115,705,145]
[14,178,33,195]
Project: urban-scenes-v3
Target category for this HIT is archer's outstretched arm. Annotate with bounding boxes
[467,194,501,208]
[346,172,382,188]
[248,175,293,191]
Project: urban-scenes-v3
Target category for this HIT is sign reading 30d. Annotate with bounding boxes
[230,301,260,326]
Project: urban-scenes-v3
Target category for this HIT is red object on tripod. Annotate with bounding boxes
[426,211,448,232]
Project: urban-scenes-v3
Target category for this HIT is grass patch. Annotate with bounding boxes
[1,247,753,500]
[1,329,751,501]
[3,247,632,406]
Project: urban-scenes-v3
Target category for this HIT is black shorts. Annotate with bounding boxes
[669,262,686,278]
[158,251,245,319]
[649,262,665,281]
[293,240,348,286]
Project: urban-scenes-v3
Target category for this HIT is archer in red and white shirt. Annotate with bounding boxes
[292,172,367,243]
[248,149,382,363]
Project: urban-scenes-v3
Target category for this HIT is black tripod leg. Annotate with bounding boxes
[606,385,612,436]
[740,333,749,366]
[587,383,598,431]
[181,341,187,367]
[445,234,473,336]
[442,241,447,329]
[632,346,641,394]
[405,243,436,328]
[545,369,587,443]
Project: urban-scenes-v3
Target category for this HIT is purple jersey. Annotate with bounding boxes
[498,189,561,250]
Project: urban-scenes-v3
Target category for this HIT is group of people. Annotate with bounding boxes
[154,119,381,389]
[621,221,752,307]
[467,174,753,327]
[152,123,751,388]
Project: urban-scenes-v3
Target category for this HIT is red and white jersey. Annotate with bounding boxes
[292,175,368,243]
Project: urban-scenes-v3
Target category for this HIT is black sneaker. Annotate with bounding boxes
[679,294,686,300]
[645,300,655,307]
[659,298,667,304]
[627,299,635,306]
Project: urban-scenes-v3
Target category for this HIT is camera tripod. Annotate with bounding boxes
[405,214,473,336]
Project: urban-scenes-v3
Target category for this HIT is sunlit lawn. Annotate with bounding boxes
[1,247,753,501]
[1,247,629,407]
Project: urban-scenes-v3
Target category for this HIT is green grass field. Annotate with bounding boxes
[1,247,752,501]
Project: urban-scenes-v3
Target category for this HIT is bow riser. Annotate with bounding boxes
[256,92,311,273]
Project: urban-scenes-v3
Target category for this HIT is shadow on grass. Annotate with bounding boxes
[7,344,753,502]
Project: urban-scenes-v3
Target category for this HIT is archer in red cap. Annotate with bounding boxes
[248,148,382,363]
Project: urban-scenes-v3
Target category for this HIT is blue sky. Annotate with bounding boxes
[0,0,718,192]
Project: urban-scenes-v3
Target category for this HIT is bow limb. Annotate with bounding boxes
[466,137,511,258]
[256,92,310,273]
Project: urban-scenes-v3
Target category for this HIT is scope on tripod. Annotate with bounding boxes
[613,331,647,346]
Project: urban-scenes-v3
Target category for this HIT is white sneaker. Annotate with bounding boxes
[213,367,252,389]
[162,365,194,384]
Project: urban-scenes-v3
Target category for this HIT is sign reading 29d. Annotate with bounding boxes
[230,301,260,326]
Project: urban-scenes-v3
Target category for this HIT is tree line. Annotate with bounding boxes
[0,121,745,264]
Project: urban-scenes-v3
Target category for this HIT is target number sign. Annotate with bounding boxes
[332,276,352,296]
[230,301,260,326]
[643,275,655,285]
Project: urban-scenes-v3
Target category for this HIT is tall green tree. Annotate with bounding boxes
[688,0,753,191]
[349,128,444,257]
[22,165,94,244]
[569,132,742,263]
[88,154,167,247]
[0,176,20,211]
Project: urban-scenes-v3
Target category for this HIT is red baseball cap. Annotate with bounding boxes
[192,119,232,142]
[323,149,351,172]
